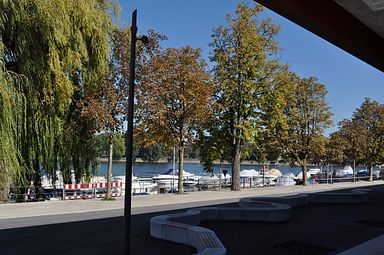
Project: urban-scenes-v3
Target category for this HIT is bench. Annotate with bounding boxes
[150,201,292,254]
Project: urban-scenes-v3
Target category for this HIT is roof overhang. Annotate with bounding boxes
[255,0,384,72]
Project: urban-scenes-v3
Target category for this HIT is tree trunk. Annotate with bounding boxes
[231,136,241,191]
[301,158,308,186]
[369,164,373,182]
[178,142,184,194]
[107,135,113,197]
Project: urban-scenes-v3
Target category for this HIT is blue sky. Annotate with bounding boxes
[116,0,384,134]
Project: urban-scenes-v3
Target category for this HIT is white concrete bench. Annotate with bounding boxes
[150,210,226,255]
[150,201,291,255]
[151,189,370,255]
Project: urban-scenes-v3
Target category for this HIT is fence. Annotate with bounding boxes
[313,175,380,184]
[62,182,122,200]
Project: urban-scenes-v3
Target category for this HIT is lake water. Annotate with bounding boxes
[98,161,307,177]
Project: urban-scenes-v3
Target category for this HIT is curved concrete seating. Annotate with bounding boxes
[307,190,368,204]
[151,189,370,255]
[151,209,226,255]
[150,202,291,255]
[239,194,309,208]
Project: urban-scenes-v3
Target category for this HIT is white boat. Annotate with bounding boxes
[240,169,259,178]
[41,170,64,189]
[152,169,195,181]
[183,175,203,186]
[263,168,283,178]
[198,175,219,184]
[296,168,320,179]
[266,168,283,179]
[152,169,202,190]
[240,169,266,187]
[284,172,297,179]
[197,173,231,186]
[308,168,321,176]
[275,175,296,186]
[335,166,354,177]
[296,171,311,180]
[113,175,158,195]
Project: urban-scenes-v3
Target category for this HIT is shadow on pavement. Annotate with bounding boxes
[201,184,384,255]
[1,184,383,255]
[0,209,196,255]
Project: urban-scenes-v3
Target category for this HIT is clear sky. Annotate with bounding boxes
[116,0,384,135]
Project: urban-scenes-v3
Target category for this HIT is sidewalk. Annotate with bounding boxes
[0,181,383,255]
[0,180,382,220]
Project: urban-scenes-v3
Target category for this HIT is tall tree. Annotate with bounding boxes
[137,46,214,193]
[0,0,116,194]
[337,99,384,181]
[327,131,347,165]
[0,68,25,200]
[209,3,286,190]
[282,76,332,185]
[78,73,123,196]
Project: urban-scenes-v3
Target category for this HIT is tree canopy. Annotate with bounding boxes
[136,46,214,193]
[333,99,384,180]
[209,3,288,190]
[0,0,116,198]
[279,76,332,185]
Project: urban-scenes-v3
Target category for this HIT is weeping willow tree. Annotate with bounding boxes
[0,0,116,198]
[0,67,26,200]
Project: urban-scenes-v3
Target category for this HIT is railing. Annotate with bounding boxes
[62,182,123,200]
[314,175,381,184]
[8,186,47,203]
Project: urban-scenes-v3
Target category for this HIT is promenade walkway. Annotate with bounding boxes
[0,180,383,255]
[1,180,381,220]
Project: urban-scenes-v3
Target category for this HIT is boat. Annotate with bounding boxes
[240,169,265,187]
[308,168,321,176]
[240,169,259,178]
[152,169,201,191]
[266,168,283,178]
[41,170,64,190]
[257,168,282,186]
[295,168,321,179]
[275,174,297,186]
[296,171,311,181]
[153,168,196,180]
[198,175,220,185]
[197,173,231,188]
[334,166,354,177]
[356,169,381,179]
[113,175,158,195]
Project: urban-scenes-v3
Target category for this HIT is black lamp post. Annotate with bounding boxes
[124,9,148,255]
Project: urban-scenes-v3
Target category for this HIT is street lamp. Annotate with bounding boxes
[124,9,148,255]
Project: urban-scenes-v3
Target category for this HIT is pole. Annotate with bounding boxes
[124,9,137,255]
[172,146,176,192]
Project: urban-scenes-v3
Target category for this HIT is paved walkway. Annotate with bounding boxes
[1,181,383,255]
[1,181,382,220]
